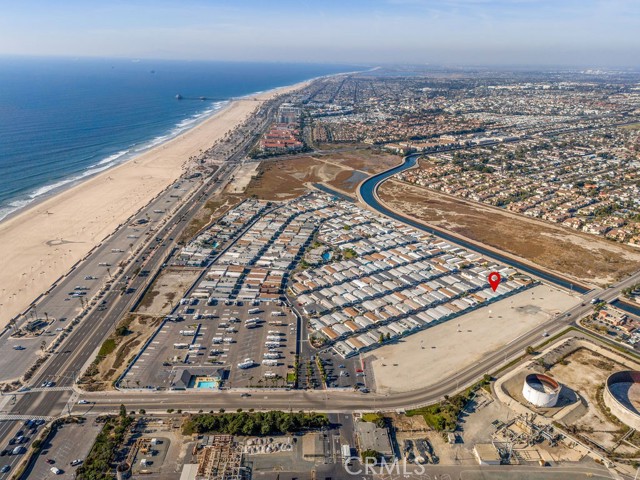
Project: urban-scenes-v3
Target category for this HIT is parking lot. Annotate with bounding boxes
[122,299,298,390]
[316,351,365,390]
[24,418,102,479]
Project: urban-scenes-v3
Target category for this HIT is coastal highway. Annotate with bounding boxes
[0,178,197,382]
[0,90,284,384]
[0,162,240,474]
[0,93,287,475]
[76,270,640,414]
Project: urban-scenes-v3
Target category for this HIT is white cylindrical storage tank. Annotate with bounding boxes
[522,373,560,407]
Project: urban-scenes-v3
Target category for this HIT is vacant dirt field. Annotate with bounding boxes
[245,157,340,199]
[227,162,261,194]
[366,284,578,394]
[137,268,201,316]
[245,149,401,199]
[379,179,640,286]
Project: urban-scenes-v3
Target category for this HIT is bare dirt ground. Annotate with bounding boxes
[245,149,401,199]
[137,268,201,316]
[245,157,339,199]
[366,285,579,394]
[379,179,640,286]
[227,162,261,194]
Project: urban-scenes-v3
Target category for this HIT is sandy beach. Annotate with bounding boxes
[0,81,307,328]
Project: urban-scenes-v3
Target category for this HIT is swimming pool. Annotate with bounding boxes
[197,381,217,389]
[194,377,219,389]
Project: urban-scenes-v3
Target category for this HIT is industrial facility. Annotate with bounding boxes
[604,370,640,430]
[522,373,561,408]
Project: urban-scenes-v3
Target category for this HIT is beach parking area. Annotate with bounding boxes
[365,284,580,394]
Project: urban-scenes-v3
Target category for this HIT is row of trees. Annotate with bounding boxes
[76,406,132,480]
[183,410,329,436]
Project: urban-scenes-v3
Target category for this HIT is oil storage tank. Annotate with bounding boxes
[604,370,640,430]
[522,373,560,407]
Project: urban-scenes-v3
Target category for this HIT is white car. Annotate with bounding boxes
[50,466,62,475]
[78,400,89,405]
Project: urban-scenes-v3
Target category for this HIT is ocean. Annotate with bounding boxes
[0,57,357,221]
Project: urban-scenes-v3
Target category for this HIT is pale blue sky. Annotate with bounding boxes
[0,0,638,66]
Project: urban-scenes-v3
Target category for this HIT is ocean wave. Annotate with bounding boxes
[96,149,130,166]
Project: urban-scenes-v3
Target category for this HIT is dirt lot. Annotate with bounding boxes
[245,149,401,199]
[365,285,579,394]
[227,163,260,194]
[378,179,640,286]
[137,268,202,316]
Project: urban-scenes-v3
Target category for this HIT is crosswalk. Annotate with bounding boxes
[22,386,73,393]
[0,414,54,422]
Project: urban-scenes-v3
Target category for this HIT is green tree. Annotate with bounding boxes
[361,449,382,463]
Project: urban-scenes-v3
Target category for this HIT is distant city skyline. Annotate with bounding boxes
[0,0,639,67]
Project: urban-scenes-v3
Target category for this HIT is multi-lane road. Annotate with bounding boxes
[0,178,196,382]
[72,270,639,416]
[0,92,292,476]
[0,162,240,475]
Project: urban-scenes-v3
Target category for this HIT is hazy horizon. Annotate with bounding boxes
[0,0,639,68]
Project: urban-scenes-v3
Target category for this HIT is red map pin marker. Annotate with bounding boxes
[488,272,501,292]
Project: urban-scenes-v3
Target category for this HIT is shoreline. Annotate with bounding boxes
[0,69,357,225]
[0,78,312,328]
[0,99,231,225]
